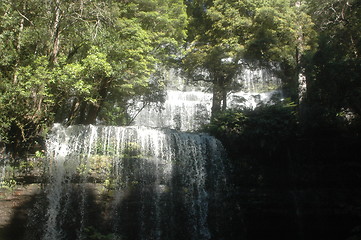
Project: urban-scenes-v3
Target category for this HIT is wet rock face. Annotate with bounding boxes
[0,185,41,240]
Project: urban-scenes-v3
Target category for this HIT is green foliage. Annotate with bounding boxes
[207,100,297,153]
[246,0,316,65]
[304,0,361,121]
[1,0,358,159]
[0,164,17,195]
[183,0,316,117]
[88,155,112,181]
[0,179,17,193]
[18,159,35,175]
[83,226,116,240]
[0,0,187,155]
[122,142,143,159]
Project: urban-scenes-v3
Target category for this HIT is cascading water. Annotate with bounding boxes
[0,153,11,192]
[0,157,7,189]
[132,90,212,131]
[132,67,281,132]
[37,124,227,240]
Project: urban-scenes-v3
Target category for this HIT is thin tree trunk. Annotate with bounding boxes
[298,68,307,103]
[222,84,227,111]
[295,1,307,104]
[13,3,26,84]
[65,98,80,124]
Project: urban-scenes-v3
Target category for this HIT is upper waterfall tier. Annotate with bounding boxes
[131,67,282,131]
[132,90,213,131]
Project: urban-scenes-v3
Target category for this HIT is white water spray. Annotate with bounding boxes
[132,67,281,131]
[43,125,226,240]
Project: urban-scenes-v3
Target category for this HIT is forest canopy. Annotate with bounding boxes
[0,0,360,155]
[0,0,187,153]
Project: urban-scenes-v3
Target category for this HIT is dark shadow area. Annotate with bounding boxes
[111,157,163,240]
[206,103,361,240]
[108,137,230,240]
[0,187,42,240]
[4,129,361,240]
[221,136,361,240]
[1,184,111,240]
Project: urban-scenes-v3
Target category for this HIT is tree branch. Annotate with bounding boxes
[127,102,149,126]
[17,10,34,25]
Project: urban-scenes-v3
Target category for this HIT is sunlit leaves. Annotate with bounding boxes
[244,0,316,65]
[0,0,187,126]
[82,47,113,79]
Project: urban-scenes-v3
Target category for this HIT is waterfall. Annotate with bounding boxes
[132,90,212,131]
[29,64,281,240]
[132,67,282,132]
[40,124,227,240]
[0,157,7,189]
[0,153,11,192]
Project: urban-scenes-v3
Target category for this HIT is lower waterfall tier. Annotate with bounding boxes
[28,124,228,240]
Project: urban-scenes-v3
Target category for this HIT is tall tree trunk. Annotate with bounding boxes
[211,77,223,119]
[295,1,307,104]
[297,67,307,103]
[48,0,62,122]
[77,101,88,124]
[49,0,61,65]
[64,98,80,124]
[84,102,100,124]
[85,77,111,124]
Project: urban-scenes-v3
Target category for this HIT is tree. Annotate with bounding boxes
[183,0,316,118]
[305,0,361,119]
[0,0,188,155]
[0,0,52,154]
[55,0,188,125]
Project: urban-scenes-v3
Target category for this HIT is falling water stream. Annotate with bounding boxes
[29,67,281,240]
[132,67,281,131]
[42,125,227,240]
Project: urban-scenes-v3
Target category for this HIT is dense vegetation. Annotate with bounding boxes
[0,0,187,155]
[206,0,361,146]
[1,0,360,157]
